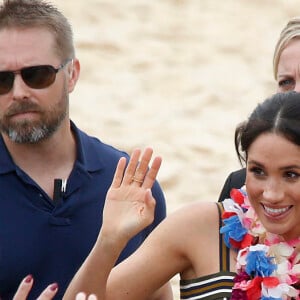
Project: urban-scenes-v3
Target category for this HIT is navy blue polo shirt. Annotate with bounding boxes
[0,121,166,300]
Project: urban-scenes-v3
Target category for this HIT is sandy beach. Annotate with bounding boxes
[52,0,300,298]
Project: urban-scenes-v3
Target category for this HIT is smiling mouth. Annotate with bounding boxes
[263,204,292,217]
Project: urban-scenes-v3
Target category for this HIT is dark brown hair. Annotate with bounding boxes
[235,91,300,165]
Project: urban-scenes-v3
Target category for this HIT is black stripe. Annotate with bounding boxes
[217,202,231,271]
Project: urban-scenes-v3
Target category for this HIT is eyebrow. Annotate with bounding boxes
[247,160,300,170]
[276,72,294,79]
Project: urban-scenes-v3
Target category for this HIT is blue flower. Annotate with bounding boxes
[220,215,247,248]
[245,250,277,277]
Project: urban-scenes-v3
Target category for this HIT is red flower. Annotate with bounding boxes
[222,211,237,219]
[241,233,254,248]
[228,230,253,249]
[230,188,245,206]
[263,276,280,288]
[229,237,241,249]
[246,276,263,300]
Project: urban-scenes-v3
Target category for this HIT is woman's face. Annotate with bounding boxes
[277,38,300,93]
[246,132,300,241]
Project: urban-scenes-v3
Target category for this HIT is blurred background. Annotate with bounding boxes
[52,1,300,298]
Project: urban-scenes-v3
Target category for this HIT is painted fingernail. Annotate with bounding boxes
[25,274,33,283]
[50,283,58,291]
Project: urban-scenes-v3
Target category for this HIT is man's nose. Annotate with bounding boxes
[293,80,300,92]
[11,74,30,99]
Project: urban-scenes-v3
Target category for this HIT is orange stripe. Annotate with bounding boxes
[180,280,234,296]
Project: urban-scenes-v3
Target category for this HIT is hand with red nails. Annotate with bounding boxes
[13,275,98,300]
[13,275,58,300]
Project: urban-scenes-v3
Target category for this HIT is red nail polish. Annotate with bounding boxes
[50,282,58,291]
[25,274,33,283]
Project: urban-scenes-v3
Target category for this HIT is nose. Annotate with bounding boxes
[262,179,284,204]
[293,78,300,92]
[11,73,30,100]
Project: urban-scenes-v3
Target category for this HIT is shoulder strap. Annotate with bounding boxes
[216,202,231,271]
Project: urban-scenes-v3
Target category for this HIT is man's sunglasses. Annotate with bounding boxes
[0,58,73,95]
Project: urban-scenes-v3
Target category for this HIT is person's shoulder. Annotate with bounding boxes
[92,140,128,159]
[228,168,246,179]
[73,122,129,159]
[223,168,246,192]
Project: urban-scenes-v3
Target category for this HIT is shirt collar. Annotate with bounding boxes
[70,120,105,172]
[0,121,105,174]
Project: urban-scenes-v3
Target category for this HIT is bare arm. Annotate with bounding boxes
[63,148,164,299]
[149,283,173,300]
[64,148,209,300]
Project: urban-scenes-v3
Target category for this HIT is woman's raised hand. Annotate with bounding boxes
[101,147,162,244]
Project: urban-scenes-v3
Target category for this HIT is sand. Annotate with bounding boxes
[52,0,300,298]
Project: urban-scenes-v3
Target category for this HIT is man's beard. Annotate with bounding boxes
[0,92,68,144]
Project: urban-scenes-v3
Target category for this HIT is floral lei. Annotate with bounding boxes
[220,186,300,300]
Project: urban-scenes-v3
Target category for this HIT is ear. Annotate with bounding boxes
[67,58,80,93]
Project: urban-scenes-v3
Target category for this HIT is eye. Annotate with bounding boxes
[283,171,300,180]
[278,78,295,91]
[249,166,265,177]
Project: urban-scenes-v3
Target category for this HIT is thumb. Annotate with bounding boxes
[146,189,156,209]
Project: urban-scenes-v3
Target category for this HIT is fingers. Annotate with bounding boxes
[142,156,162,189]
[123,148,142,184]
[14,276,93,300]
[76,292,98,300]
[13,275,34,300]
[131,147,154,185]
[13,275,58,300]
[36,283,58,300]
[126,147,161,188]
[110,157,127,188]
[111,147,162,189]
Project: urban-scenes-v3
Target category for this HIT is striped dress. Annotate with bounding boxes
[179,203,235,300]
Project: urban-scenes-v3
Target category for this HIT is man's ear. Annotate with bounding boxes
[68,58,80,93]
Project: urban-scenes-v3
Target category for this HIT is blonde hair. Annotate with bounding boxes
[273,17,300,80]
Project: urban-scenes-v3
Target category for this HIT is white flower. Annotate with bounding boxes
[223,198,243,216]
[249,244,269,252]
[262,283,298,299]
[236,247,248,270]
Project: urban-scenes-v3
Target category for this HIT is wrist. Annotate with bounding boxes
[96,231,128,253]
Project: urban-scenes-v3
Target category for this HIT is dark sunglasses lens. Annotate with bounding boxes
[0,71,14,95]
[21,66,56,89]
